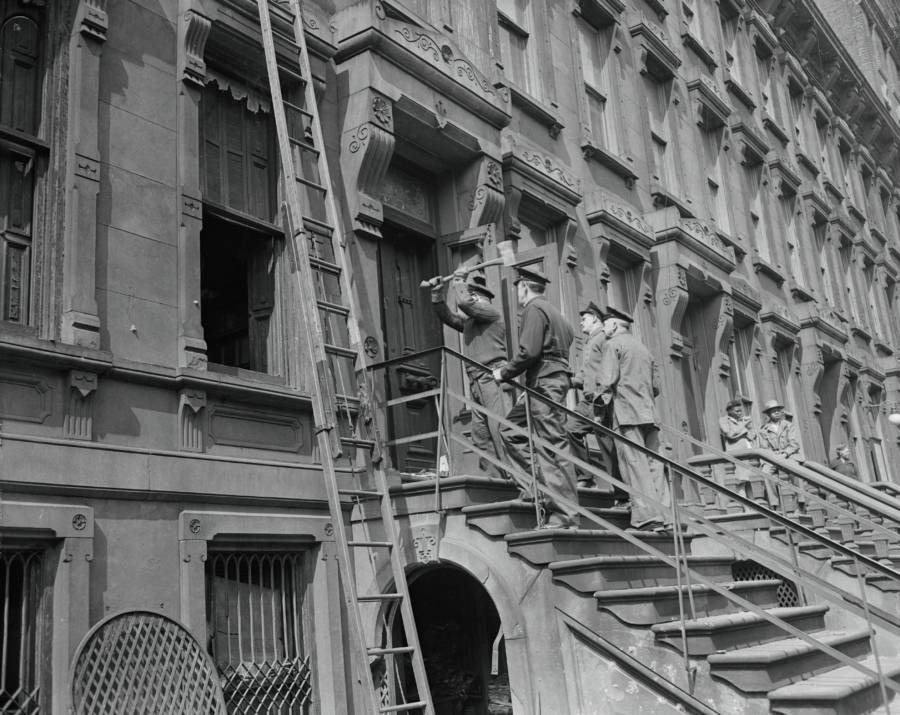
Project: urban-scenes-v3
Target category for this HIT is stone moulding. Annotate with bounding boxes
[687,76,731,130]
[208,404,307,453]
[336,11,511,129]
[503,136,583,207]
[653,218,737,273]
[630,17,681,81]
[585,192,654,250]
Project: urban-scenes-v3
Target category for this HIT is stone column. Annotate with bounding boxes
[61,1,108,348]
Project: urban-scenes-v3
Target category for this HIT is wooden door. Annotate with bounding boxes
[379,227,443,472]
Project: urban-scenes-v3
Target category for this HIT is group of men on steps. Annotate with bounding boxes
[429,264,671,532]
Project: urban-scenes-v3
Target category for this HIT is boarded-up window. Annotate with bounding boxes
[0,7,43,326]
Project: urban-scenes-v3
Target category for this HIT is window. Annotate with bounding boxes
[774,341,795,416]
[838,238,861,324]
[754,42,775,118]
[729,319,756,405]
[498,0,540,97]
[207,551,312,714]
[786,78,807,155]
[745,165,771,263]
[719,1,746,88]
[0,4,44,326]
[576,16,624,157]
[811,219,838,308]
[0,548,44,714]
[781,195,807,292]
[200,81,288,376]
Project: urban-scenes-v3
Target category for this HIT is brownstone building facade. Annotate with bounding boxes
[1,0,899,712]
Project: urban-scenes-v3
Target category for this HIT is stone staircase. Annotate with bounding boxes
[388,476,900,714]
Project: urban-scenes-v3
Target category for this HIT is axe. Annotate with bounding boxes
[420,240,517,288]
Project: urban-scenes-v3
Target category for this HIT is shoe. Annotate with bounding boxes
[577,479,596,489]
[538,522,578,530]
[632,520,665,532]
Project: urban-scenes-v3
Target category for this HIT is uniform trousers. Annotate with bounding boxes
[501,372,580,526]
[468,368,510,478]
[614,421,671,527]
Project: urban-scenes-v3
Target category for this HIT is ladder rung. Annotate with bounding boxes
[316,299,350,315]
[310,257,341,273]
[367,645,415,656]
[348,540,392,548]
[337,488,382,498]
[325,343,356,358]
[290,135,320,151]
[380,702,428,714]
[339,436,376,449]
[282,98,311,116]
[358,593,402,602]
[296,176,327,192]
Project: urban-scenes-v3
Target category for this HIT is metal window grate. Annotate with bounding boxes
[207,552,311,714]
[0,549,43,715]
[70,610,226,715]
[732,560,800,608]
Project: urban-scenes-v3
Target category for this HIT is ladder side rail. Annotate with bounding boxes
[255,3,382,713]
[286,4,435,713]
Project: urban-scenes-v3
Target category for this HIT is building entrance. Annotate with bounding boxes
[394,565,509,714]
[378,225,443,473]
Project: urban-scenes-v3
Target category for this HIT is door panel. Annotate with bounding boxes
[379,227,442,472]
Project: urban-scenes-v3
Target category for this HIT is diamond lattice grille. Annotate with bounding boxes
[220,657,312,714]
[71,611,226,715]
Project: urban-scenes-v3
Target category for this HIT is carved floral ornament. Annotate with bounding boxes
[372,96,392,126]
[486,161,502,188]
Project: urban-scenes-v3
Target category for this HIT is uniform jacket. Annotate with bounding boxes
[573,325,606,398]
[596,331,660,427]
[720,415,756,451]
[758,418,803,460]
[500,295,574,387]
[433,279,507,372]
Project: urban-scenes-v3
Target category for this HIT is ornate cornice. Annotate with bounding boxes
[502,136,583,207]
[585,190,654,250]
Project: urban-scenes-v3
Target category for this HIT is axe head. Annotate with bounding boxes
[496,240,516,267]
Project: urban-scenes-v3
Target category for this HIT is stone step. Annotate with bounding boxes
[708,628,871,694]
[595,579,782,626]
[504,529,690,567]
[390,476,517,516]
[651,605,829,657]
[462,500,630,538]
[768,655,900,715]
[549,554,736,594]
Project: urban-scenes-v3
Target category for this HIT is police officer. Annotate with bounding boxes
[430,270,509,477]
[595,306,670,531]
[567,301,614,488]
[492,266,579,529]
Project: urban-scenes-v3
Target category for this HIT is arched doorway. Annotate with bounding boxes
[392,565,510,714]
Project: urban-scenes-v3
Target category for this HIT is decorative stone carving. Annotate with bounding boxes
[464,157,505,227]
[64,371,97,440]
[340,90,395,238]
[179,389,206,453]
[79,0,108,41]
[182,10,211,87]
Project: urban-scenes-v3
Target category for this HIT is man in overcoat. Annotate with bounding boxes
[492,266,579,529]
[430,271,509,477]
[567,301,614,488]
[594,307,670,530]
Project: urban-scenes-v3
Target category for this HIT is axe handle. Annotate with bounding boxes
[419,256,505,288]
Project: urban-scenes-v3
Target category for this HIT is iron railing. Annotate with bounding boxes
[366,346,900,710]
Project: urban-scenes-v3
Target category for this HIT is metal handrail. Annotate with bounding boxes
[366,346,900,703]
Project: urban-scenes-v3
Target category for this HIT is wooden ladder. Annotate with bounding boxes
[254,2,435,712]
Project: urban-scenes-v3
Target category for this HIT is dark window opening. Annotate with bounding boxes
[201,212,279,374]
